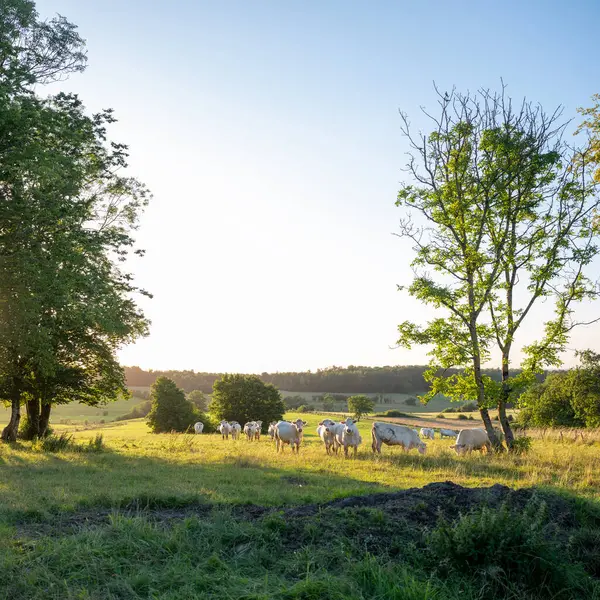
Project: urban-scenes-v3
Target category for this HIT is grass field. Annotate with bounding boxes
[1,411,599,599]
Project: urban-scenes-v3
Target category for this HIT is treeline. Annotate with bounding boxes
[125,365,541,395]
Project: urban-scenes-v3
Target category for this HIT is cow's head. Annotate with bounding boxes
[319,419,336,432]
[293,419,306,434]
[342,417,357,434]
[418,442,427,455]
[450,444,466,456]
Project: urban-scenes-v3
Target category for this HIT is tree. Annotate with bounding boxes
[147,378,197,433]
[396,85,599,449]
[209,374,284,429]
[188,390,208,412]
[0,3,150,440]
[347,395,375,420]
[322,393,335,411]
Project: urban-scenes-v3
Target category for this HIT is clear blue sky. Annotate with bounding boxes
[36,0,600,372]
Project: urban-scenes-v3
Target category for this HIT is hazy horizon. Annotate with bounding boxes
[35,0,600,373]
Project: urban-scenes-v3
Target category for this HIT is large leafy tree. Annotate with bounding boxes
[347,395,375,421]
[0,1,149,440]
[147,378,198,434]
[396,86,599,449]
[210,374,284,429]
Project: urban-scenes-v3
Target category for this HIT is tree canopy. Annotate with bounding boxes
[146,378,198,434]
[347,395,375,420]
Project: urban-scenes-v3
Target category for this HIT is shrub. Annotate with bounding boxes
[437,414,445,418]
[36,433,74,452]
[116,399,152,421]
[442,407,457,413]
[85,434,105,452]
[284,395,305,410]
[457,414,468,420]
[467,415,474,420]
[297,404,315,413]
[102,410,109,416]
[428,501,588,597]
[511,435,532,455]
[147,377,198,433]
[378,410,410,418]
[187,390,209,412]
[459,401,478,412]
[404,396,417,406]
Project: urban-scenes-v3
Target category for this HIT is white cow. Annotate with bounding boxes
[439,428,457,439]
[450,428,491,455]
[274,419,306,453]
[317,419,337,455]
[267,421,278,440]
[193,422,204,434]
[230,421,241,440]
[420,427,435,440]
[218,421,232,440]
[371,422,427,455]
[254,420,263,440]
[244,421,258,441]
[335,417,361,457]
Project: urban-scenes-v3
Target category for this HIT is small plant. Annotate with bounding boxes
[297,404,315,413]
[378,410,410,418]
[568,528,600,577]
[404,396,417,406]
[511,435,532,454]
[457,414,468,420]
[36,433,74,452]
[437,414,445,418]
[85,434,105,453]
[442,407,457,413]
[459,401,478,412]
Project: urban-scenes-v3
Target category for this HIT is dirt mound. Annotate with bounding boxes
[15,481,579,538]
[284,481,578,528]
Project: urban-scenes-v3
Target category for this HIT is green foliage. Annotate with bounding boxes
[187,390,208,412]
[429,501,588,597]
[0,2,150,441]
[568,528,600,577]
[404,396,417,406]
[284,395,305,410]
[519,352,600,428]
[297,404,315,413]
[210,374,284,428]
[146,378,197,434]
[510,436,532,455]
[321,393,335,411]
[115,400,152,421]
[377,410,412,418]
[346,395,375,420]
[456,414,468,420]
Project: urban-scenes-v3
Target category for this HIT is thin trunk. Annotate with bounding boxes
[499,351,515,448]
[1,390,21,442]
[39,403,51,438]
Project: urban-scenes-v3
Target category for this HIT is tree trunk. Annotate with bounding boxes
[1,391,21,442]
[39,403,51,438]
[23,397,41,440]
[498,352,515,449]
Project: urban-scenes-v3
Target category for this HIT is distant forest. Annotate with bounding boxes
[125,365,542,395]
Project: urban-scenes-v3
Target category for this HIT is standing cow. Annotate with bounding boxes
[218,421,232,440]
[230,421,241,440]
[193,422,204,434]
[317,419,337,455]
[254,421,263,440]
[419,427,435,440]
[267,422,278,440]
[371,422,427,455]
[244,422,258,441]
[274,419,306,453]
[450,428,491,455]
[334,417,362,457]
[439,428,457,439]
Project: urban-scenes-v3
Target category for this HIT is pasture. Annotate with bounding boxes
[1,412,600,599]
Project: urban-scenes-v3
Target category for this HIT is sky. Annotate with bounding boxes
[35,0,600,373]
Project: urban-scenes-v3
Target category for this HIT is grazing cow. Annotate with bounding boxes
[274,419,306,453]
[371,422,427,455]
[335,417,361,457]
[268,421,278,440]
[244,421,258,441]
[218,421,232,440]
[230,421,241,440]
[439,428,457,439]
[254,420,263,440]
[450,428,491,455]
[193,422,204,434]
[317,421,336,455]
[420,427,435,440]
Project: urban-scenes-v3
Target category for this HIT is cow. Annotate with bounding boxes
[274,419,306,453]
[193,422,204,434]
[371,422,427,455]
[440,428,458,439]
[419,427,435,440]
[335,417,361,457]
[267,421,278,440]
[244,421,258,441]
[218,421,232,440]
[254,420,263,440]
[230,421,241,440]
[317,420,337,455]
[450,428,491,455]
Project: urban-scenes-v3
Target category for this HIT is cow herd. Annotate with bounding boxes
[192,418,498,457]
